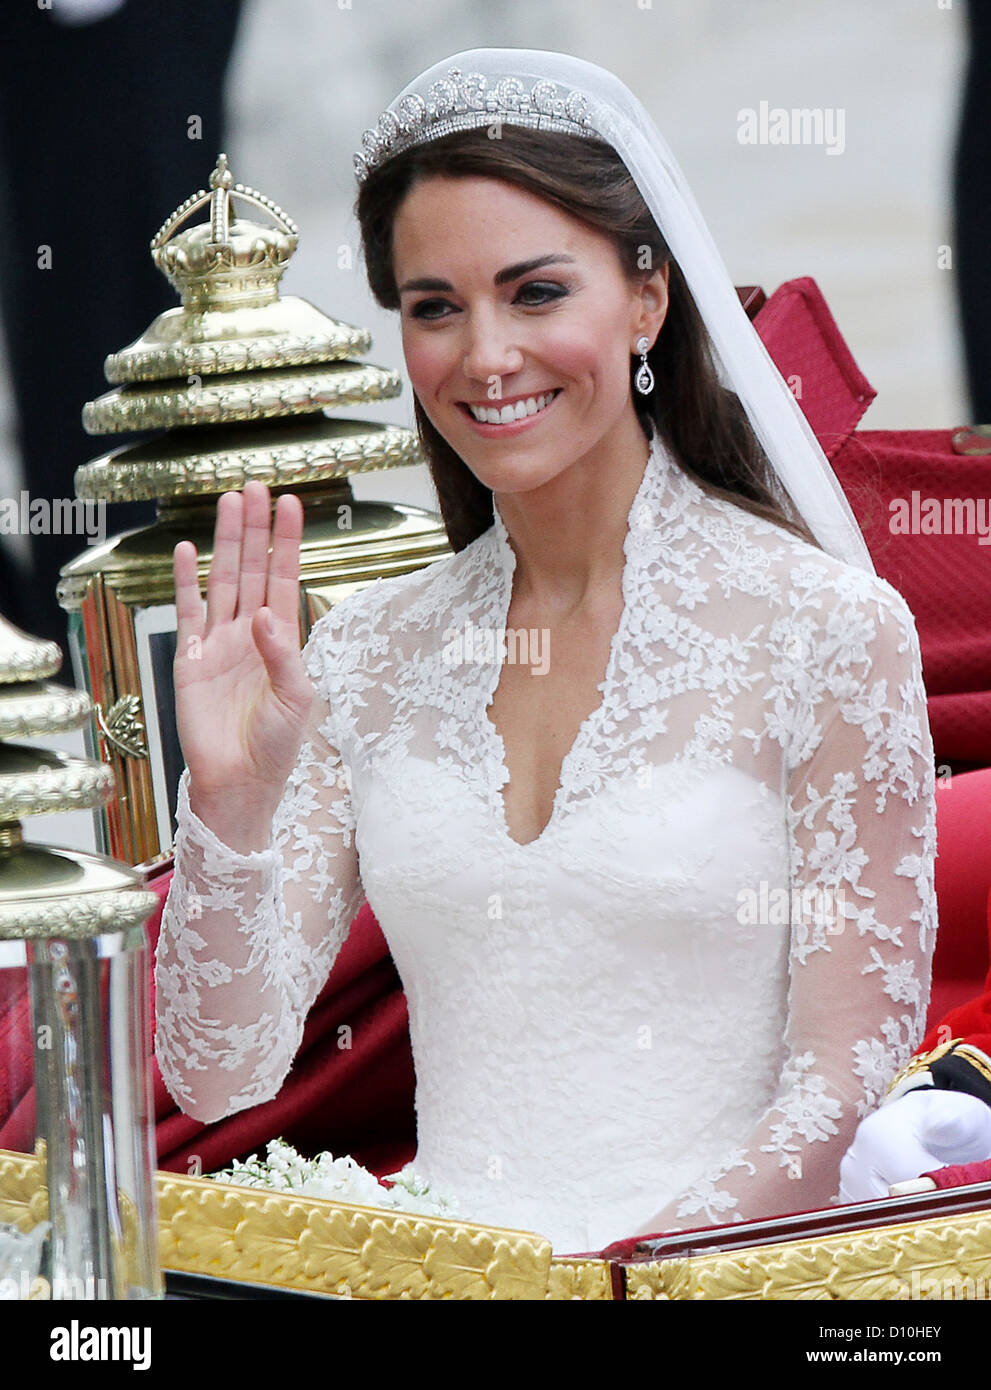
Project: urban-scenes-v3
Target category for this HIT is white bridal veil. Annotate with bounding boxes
[354,46,876,575]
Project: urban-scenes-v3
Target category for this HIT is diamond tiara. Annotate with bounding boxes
[353,66,601,183]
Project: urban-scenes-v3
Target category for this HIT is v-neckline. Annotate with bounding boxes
[480,434,667,851]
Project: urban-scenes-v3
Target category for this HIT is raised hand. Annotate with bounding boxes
[172,481,315,852]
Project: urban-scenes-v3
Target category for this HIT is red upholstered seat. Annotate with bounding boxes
[753,277,991,775]
[928,770,991,1028]
[830,428,991,773]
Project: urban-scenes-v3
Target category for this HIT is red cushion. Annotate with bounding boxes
[921,885,991,1051]
[931,769,991,979]
[923,770,991,1030]
[753,278,991,774]
[831,431,991,771]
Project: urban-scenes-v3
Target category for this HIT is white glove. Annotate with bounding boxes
[838,1088,991,1202]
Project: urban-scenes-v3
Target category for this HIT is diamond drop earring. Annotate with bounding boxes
[634,336,654,395]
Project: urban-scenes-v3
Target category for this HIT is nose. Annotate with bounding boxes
[460,307,525,388]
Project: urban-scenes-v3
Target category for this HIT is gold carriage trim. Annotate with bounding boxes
[4,1146,991,1300]
[624,1206,991,1300]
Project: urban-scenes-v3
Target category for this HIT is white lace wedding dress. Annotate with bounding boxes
[155,432,938,1255]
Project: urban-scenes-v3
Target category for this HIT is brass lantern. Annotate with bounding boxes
[59,155,449,865]
[0,614,160,1299]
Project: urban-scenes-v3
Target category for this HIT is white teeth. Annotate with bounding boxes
[467,390,557,424]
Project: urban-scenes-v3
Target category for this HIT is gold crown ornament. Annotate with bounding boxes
[80,153,408,458]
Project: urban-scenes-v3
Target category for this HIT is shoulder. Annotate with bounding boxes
[706,494,921,648]
[751,529,931,774]
[771,531,921,659]
[691,500,927,748]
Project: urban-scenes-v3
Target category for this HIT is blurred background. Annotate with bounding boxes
[0,0,981,850]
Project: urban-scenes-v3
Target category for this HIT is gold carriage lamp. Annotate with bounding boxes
[59,154,449,866]
[0,614,160,1300]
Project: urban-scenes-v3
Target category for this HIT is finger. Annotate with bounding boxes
[265,492,304,630]
[888,1176,938,1195]
[205,490,243,634]
[837,1162,886,1204]
[839,1141,892,1202]
[235,481,273,619]
[251,606,311,718]
[173,541,205,651]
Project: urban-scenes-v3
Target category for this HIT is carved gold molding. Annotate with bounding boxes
[156,1169,561,1300]
[0,889,157,940]
[75,421,423,504]
[624,1210,991,1299]
[545,1257,616,1301]
[0,625,60,687]
[0,682,91,740]
[83,362,402,434]
[95,695,148,761]
[104,324,372,386]
[0,1148,48,1234]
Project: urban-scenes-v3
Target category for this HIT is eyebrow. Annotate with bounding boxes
[397,253,577,295]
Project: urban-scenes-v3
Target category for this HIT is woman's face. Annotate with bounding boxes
[391,174,669,496]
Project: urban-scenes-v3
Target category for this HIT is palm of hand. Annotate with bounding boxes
[172,482,314,821]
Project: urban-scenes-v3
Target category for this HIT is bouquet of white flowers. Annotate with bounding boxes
[210,1139,461,1220]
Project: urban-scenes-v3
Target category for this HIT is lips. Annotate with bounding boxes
[460,389,562,426]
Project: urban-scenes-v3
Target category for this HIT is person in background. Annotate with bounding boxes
[0,0,243,649]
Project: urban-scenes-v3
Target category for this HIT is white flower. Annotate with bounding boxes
[210,1140,460,1219]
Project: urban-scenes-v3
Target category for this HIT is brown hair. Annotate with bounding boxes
[355,125,823,555]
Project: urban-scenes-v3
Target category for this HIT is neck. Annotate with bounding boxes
[493,414,652,618]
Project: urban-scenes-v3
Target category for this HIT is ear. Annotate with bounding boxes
[633,263,670,349]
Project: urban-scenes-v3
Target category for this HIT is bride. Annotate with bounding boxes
[155,48,939,1254]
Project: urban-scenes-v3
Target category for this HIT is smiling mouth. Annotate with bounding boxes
[460,389,562,425]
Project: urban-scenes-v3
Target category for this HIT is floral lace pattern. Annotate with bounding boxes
[155,432,937,1254]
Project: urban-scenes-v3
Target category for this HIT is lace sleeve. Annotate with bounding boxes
[153,610,365,1123]
[634,573,939,1233]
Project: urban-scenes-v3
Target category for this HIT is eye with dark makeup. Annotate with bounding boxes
[407,280,571,320]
